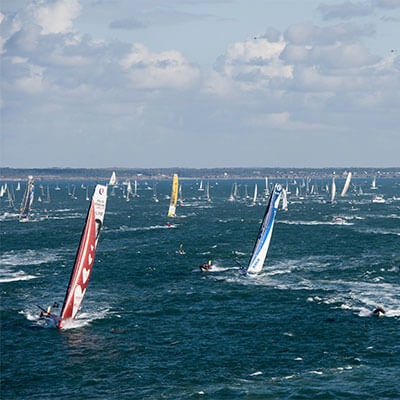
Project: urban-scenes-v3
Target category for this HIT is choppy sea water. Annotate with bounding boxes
[1,178,400,399]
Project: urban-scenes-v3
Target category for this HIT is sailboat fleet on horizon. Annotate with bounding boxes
[1,168,394,328]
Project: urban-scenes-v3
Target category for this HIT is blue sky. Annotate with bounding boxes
[1,0,399,168]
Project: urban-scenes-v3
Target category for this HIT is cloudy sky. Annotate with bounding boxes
[1,0,399,168]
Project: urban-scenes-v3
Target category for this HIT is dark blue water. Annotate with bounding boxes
[1,179,400,399]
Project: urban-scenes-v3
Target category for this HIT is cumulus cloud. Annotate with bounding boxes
[212,36,293,92]
[31,0,82,35]
[120,43,201,89]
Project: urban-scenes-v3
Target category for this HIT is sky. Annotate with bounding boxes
[1,0,399,168]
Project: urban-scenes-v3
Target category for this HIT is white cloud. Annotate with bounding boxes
[212,36,293,93]
[120,43,201,89]
[32,0,82,35]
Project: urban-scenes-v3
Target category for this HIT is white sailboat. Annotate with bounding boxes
[132,180,139,197]
[41,185,108,329]
[19,176,35,222]
[7,187,15,209]
[16,182,20,191]
[126,181,132,202]
[264,177,270,197]
[244,184,283,275]
[251,184,258,205]
[198,180,204,191]
[206,182,210,202]
[331,177,336,203]
[371,176,377,190]
[340,172,352,197]
[109,171,117,186]
[281,188,288,211]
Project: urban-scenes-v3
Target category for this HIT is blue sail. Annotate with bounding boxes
[246,184,282,275]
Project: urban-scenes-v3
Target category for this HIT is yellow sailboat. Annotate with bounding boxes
[168,174,179,217]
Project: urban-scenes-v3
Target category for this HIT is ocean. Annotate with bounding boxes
[1,178,399,399]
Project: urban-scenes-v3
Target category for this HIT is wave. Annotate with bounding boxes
[354,227,400,237]
[0,269,37,283]
[0,212,19,221]
[25,307,110,329]
[106,224,177,233]
[0,249,61,267]
[278,220,354,226]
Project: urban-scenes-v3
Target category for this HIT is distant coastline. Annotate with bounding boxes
[1,167,399,181]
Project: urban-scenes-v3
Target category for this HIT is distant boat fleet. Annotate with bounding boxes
[1,170,396,327]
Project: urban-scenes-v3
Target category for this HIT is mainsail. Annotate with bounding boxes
[246,184,282,275]
[331,177,336,203]
[19,176,34,221]
[281,188,288,210]
[340,172,352,197]
[109,171,117,186]
[57,185,108,328]
[253,184,258,203]
[168,174,179,217]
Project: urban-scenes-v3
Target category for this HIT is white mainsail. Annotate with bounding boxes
[126,181,132,202]
[331,177,336,203]
[109,171,117,186]
[19,176,34,221]
[206,182,210,202]
[245,184,282,275]
[252,184,258,204]
[371,176,377,190]
[264,177,269,196]
[198,180,204,191]
[340,172,352,197]
[281,188,288,210]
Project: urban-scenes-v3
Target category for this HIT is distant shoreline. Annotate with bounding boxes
[1,167,399,181]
